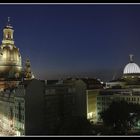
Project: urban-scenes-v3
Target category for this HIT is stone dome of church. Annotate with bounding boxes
[123,54,140,74]
[0,18,22,79]
[0,46,21,65]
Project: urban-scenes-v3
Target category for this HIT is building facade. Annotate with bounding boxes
[0,90,15,135]
[0,78,87,136]
[82,78,104,123]
[97,54,140,123]
[0,19,88,136]
[44,79,87,134]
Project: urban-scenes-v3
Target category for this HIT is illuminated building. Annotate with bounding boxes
[97,54,140,124]
[24,59,34,80]
[0,19,87,136]
[106,54,140,89]
[0,18,22,78]
[0,89,15,135]
[0,18,35,136]
[81,78,104,123]
[0,18,34,90]
[0,18,22,90]
[96,88,140,124]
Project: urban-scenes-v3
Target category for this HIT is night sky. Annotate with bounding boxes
[0,4,140,81]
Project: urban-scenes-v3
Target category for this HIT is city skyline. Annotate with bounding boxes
[0,4,140,81]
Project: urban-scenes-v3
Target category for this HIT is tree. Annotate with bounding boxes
[100,100,140,134]
[57,116,94,135]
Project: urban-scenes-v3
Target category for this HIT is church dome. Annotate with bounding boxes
[0,46,21,66]
[123,54,140,74]
[0,18,22,80]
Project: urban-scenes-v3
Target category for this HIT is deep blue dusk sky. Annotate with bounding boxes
[0,4,140,81]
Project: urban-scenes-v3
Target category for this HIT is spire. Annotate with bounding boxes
[6,17,13,28]
[24,59,35,80]
[7,17,10,26]
[129,54,134,63]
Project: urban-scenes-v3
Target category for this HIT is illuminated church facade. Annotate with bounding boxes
[0,19,88,136]
[0,18,35,136]
[0,18,34,90]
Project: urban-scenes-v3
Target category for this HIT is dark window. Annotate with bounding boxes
[10,107,13,120]
[8,32,11,39]
[18,102,21,122]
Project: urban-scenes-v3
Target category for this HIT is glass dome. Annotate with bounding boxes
[123,63,140,74]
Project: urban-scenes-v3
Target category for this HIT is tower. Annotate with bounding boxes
[2,17,14,45]
[24,59,34,80]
